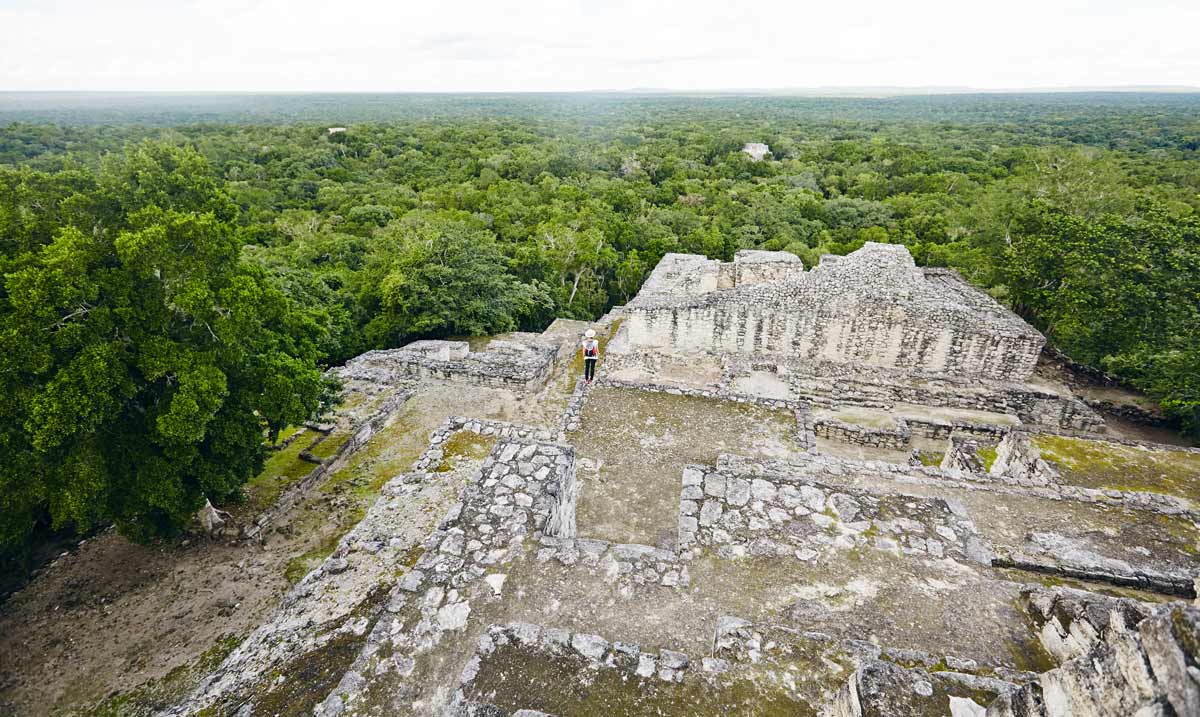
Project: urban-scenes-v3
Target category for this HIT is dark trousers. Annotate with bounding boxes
[584,358,597,381]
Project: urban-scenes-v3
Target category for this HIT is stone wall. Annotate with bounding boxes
[676,464,988,565]
[244,385,415,541]
[813,414,1009,452]
[788,362,1104,432]
[622,243,1045,382]
[164,419,576,717]
[335,334,562,392]
[989,432,1058,486]
[813,417,911,450]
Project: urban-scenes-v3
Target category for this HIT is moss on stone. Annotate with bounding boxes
[976,446,998,472]
[466,642,817,717]
[77,634,242,717]
[435,431,496,472]
[307,431,352,461]
[1005,596,1060,673]
[916,450,944,467]
[241,430,324,514]
[1034,434,1200,503]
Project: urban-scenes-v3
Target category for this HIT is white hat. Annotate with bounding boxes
[585,329,596,338]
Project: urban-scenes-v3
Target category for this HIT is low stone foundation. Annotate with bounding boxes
[677,464,989,565]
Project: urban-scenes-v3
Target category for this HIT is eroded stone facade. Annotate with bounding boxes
[617,243,1043,381]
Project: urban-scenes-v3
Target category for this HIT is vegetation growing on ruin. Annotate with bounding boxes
[976,447,998,472]
[434,430,496,472]
[75,633,242,717]
[1034,435,1200,503]
[240,430,324,515]
[306,431,351,461]
[467,642,818,717]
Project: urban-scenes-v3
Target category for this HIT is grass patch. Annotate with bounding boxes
[977,446,998,472]
[73,634,241,717]
[319,415,427,501]
[308,431,352,461]
[1033,434,1200,502]
[915,450,943,467]
[241,430,324,514]
[270,424,306,447]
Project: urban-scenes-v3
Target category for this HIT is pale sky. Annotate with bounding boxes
[1,0,1197,92]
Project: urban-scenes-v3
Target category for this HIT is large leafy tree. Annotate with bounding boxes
[358,212,551,346]
[0,142,329,562]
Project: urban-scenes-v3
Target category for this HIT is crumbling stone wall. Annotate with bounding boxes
[163,418,576,717]
[988,587,1200,717]
[813,417,911,450]
[787,361,1104,432]
[336,334,562,392]
[622,243,1045,382]
[989,432,1059,486]
[676,464,986,564]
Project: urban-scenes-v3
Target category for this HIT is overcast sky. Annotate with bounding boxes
[1,0,1197,92]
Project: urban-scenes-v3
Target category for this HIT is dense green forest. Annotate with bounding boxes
[2,93,1198,574]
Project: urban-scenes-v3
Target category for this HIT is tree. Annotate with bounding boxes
[0,142,329,564]
[359,212,550,345]
[1003,203,1200,434]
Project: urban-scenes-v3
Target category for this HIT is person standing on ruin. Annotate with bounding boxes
[582,329,600,384]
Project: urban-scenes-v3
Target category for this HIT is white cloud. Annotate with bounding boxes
[0,0,1197,91]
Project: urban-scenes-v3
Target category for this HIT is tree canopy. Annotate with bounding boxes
[0,142,329,562]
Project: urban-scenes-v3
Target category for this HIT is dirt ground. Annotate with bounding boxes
[572,387,803,547]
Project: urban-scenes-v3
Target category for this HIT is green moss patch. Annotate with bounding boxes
[241,430,324,514]
[467,642,817,717]
[269,424,306,447]
[74,634,241,717]
[435,431,496,472]
[916,450,944,467]
[308,431,352,461]
[1033,434,1200,503]
[976,446,998,472]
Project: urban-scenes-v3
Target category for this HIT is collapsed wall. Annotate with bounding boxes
[620,243,1045,382]
[336,333,562,391]
[988,587,1200,716]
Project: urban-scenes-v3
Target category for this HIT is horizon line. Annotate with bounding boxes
[3,85,1200,97]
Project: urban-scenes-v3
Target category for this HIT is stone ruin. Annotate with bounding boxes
[338,332,566,392]
[741,142,771,161]
[614,243,1044,381]
[160,247,1200,717]
[606,243,1101,433]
